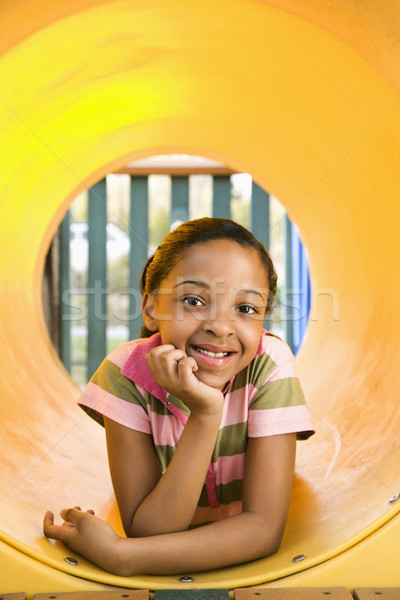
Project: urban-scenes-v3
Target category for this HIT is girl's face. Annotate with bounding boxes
[143,239,269,390]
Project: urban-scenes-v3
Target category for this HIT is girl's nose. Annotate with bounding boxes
[202,305,234,338]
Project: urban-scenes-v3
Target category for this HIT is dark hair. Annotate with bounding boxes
[140,217,277,337]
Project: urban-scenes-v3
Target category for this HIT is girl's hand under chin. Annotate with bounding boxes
[145,344,224,415]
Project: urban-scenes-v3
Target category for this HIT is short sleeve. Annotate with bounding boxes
[247,335,314,440]
[78,356,151,434]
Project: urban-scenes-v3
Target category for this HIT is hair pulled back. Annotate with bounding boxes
[140,217,277,338]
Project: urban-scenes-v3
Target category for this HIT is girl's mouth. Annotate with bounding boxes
[193,345,231,358]
[189,344,236,368]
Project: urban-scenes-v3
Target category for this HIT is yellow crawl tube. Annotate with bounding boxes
[1,0,400,594]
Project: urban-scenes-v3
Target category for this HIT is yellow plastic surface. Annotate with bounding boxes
[1,0,400,593]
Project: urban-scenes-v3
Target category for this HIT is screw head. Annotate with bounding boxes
[292,554,306,562]
[389,493,400,503]
[64,556,79,566]
[178,576,195,583]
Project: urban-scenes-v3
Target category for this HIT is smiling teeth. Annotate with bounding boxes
[194,346,229,358]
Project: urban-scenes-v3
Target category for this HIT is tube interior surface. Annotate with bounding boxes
[0,0,400,589]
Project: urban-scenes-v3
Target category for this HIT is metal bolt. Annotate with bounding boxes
[389,493,400,503]
[292,554,306,562]
[178,576,195,583]
[64,557,79,566]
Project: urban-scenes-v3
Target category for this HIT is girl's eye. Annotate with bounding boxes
[183,296,204,307]
[238,304,258,315]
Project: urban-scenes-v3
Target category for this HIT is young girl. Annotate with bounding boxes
[44,217,314,576]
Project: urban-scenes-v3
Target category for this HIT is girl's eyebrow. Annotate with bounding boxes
[237,288,268,302]
[173,280,209,289]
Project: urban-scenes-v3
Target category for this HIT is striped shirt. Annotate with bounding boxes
[79,330,314,525]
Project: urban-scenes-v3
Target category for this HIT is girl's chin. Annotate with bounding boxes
[195,372,227,391]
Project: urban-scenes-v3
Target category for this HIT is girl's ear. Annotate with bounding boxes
[142,293,158,332]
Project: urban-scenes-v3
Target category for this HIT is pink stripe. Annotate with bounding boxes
[107,341,138,369]
[212,453,246,485]
[258,332,296,365]
[248,404,313,437]
[191,501,242,525]
[149,411,185,446]
[259,331,290,356]
[247,383,260,405]
[220,388,249,428]
[79,382,151,434]
[263,359,297,383]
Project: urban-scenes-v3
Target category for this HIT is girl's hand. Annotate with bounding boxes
[43,507,125,575]
[145,345,224,415]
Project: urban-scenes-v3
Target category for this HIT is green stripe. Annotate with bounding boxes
[249,377,305,409]
[92,359,147,409]
[226,368,248,393]
[246,352,279,389]
[198,484,209,507]
[79,405,105,427]
[197,480,243,508]
[146,394,190,416]
[212,422,248,460]
[228,352,278,394]
[217,479,243,505]
[147,397,172,416]
[154,445,175,471]
[166,395,191,417]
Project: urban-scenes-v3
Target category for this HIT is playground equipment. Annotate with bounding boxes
[1,0,400,594]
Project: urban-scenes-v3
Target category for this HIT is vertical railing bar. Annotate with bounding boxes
[87,179,107,380]
[250,182,270,250]
[212,176,231,219]
[129,176,149,340]
[59,211,71,372]
[171,176,189,226]
[250,182,271,330]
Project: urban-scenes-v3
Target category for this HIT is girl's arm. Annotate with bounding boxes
[44,432,296,576]
[105,344,225,537]
[104,408,223,537]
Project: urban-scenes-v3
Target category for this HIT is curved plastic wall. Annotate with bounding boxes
[0,0,400,592]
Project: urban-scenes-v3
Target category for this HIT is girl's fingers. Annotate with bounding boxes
[44,507,95,541]
[145,344,175,365]
[147,347,186,370]
[43,510,65,540]
[146,346,188,386]
[43,510,55,530]
[60,507,84,525]
[182,356,198,370]
[178,356,198,378]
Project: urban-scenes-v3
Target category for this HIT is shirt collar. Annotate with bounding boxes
[120,333,168,401]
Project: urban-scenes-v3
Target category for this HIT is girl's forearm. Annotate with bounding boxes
[129,408,223,537]
[117,510,281,576]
